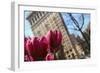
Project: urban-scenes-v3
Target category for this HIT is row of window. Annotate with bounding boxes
[67,53,76,59]
[31,12,47,24]
[64,49,76,59]
[66,49,73,54]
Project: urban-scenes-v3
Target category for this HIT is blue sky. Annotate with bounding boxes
[24,11,33,37]
[61,13,90,37]
[24,11,90,37]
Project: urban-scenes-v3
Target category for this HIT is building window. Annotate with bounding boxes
[71,53,75,59]
[34,16,37,21]
[69,49,72,52]
[38,12,41,18]
[32,18,35,23]
[68,55,70,58]
[40,12,44,16]
[66,51,69,54]
[37,13,40,19]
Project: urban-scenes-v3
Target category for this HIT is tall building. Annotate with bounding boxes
[70,34,85,59]
[26,11,79,59]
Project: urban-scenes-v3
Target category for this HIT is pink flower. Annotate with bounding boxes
[26,37,33,55]
[46,30,62,52]
[39,36,48,59]
[45,53,55,60]
[24,37,28,55]
[24,37,34,61]
[31,37,40,60]
[24,30,62,61]
[24,55,34,61]
[31,36,48,60]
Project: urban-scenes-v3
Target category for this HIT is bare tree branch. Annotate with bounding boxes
[68,27,79,31]
[81,14,84,29]
[67,13,80,29]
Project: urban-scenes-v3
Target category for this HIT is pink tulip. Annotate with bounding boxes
[45,53,55,60]
[46,30,62,52]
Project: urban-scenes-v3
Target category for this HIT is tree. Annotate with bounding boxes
[67,13,90,55]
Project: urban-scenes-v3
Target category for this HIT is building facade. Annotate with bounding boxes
[70,34,85,59]
[27,11,79,59]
